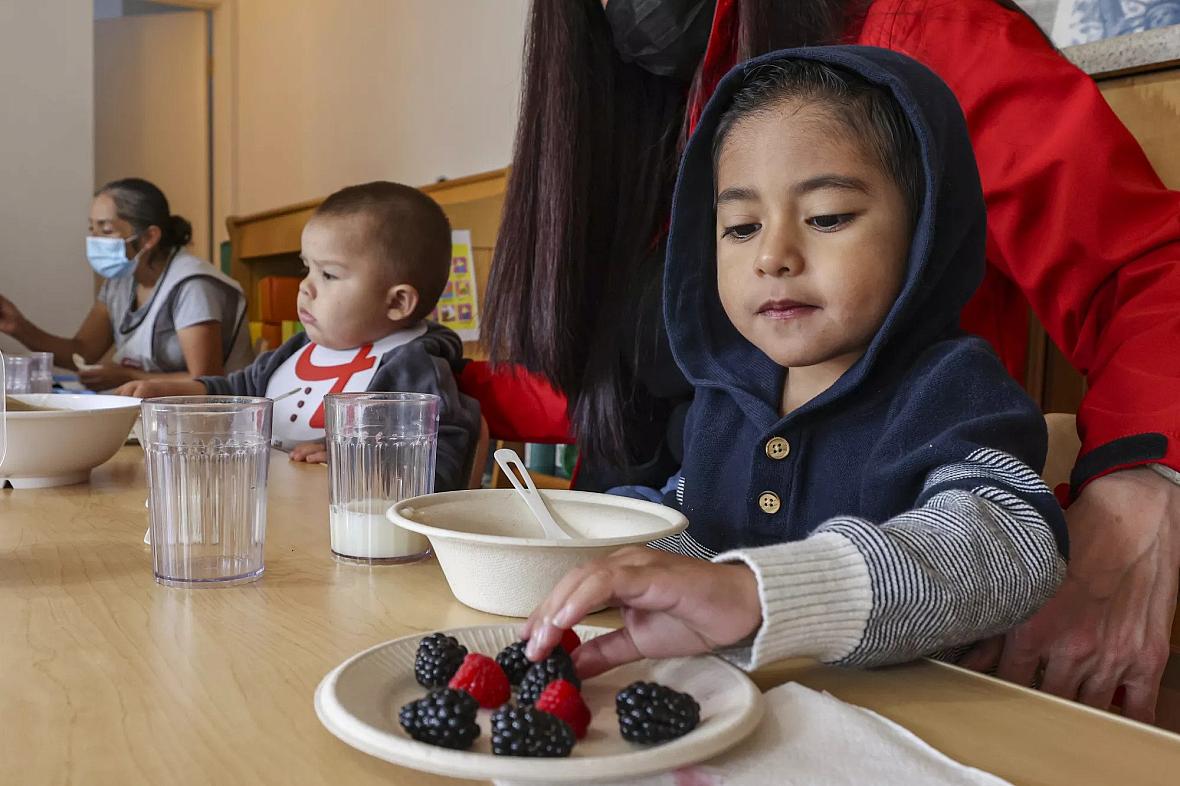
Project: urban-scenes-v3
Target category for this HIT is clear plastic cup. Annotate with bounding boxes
[325,392,438,564]
[2,355,32,394]
[28,352,53,393]
[141,396,273,587]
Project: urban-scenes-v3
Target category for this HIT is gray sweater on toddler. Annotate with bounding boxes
[199,321,480,492]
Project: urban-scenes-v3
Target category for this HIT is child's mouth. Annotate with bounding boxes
[756,299,817,320]
[298,308,317,326]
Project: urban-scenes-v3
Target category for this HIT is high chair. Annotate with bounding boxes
[1043,413,1081,492]
[467,415,491,489]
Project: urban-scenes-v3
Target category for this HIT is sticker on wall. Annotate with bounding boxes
[429,229,480,341]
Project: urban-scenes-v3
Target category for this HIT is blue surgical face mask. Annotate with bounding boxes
[86,234,140,278]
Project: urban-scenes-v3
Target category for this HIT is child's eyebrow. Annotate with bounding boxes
[793,175,872,196]
[716,186,760,206]
[300,254,345,267]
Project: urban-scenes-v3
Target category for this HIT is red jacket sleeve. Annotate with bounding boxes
[457,361,573,443]
[864,0,1180,487]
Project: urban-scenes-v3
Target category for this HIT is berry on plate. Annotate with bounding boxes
[534,679,591,739]
[490,704,576,757]
[494,640,531,686]
[413,632,468,688]
[616,681,700,744]
[398,688,480,750]
[448,652,511,709]
[517,646,580,705]
[559,628,582,653]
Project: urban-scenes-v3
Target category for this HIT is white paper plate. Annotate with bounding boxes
[314,624,764,783]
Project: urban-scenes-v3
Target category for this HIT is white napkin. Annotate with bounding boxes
[497,682,1010,786]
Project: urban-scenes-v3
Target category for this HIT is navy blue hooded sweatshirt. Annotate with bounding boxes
[654,47,1068,668]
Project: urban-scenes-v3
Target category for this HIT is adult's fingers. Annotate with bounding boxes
[995,626,1042,688]
[1121,667,1163,723]
[958,635,1004,673]
[571,628,643,679]
[1038,657,1084,702]
[1075,675,1117,713]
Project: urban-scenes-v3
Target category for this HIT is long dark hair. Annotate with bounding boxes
[98,177,193,256]
[485,0,1045,465]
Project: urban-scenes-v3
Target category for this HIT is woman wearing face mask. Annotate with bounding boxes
[0,177,252,390]
[471,1,1180,724]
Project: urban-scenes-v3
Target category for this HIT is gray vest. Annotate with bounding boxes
[113,251,253,373]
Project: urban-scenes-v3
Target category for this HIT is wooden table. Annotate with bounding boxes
[3,447,1179,786]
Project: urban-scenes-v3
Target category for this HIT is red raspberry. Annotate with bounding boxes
[559,628,582,654]
[448,653,510,709]
[534,679,591,739]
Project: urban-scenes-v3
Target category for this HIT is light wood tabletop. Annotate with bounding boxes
[3,446,1178,786]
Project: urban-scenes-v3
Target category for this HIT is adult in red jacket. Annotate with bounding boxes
[470,0,1180,721]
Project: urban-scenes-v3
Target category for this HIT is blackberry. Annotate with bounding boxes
[495,641,531,685]
[517,646,580,705]
[398,688,480,750]
[490,704,575,757]
[414,632,468,688]
[615,681,700,744]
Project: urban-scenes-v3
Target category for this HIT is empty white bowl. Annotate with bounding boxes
[1,394,140,488]
[388,489,688,617]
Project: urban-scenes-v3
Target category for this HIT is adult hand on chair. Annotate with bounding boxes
[962,466,1180,723]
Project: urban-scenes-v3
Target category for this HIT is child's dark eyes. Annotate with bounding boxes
[806,213,855,232]
[302,260,337,282]
[721,223,761,241]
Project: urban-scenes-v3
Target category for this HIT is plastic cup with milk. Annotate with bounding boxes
[324,392,438,564]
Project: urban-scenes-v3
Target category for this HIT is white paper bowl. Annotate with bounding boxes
[388,489,688,617]
[1,394,140,488]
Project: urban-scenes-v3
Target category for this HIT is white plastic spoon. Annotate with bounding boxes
[493,448,573,540]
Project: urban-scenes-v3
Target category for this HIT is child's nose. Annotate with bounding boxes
[754,226,804,277]
[299,276,315,299]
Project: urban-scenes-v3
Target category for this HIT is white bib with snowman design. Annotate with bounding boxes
[264,324,428,450]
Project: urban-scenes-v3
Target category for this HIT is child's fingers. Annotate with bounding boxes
[523,549,658,658]
[523,559,611,645]
[526,565,650,661]
[571,628,643,679]
[290,442,327,463]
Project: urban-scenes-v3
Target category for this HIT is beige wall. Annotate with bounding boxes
[0,1,95,353]
[224,0,529,222]
[95,11,211,262]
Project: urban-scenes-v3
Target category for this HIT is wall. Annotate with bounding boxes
[0,1,95,354]
[95,11,211,261]
[226,0,529,221]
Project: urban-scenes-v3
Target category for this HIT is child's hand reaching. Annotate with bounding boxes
[113,379,205,398]
[520,547,762,679]
[290,440,328,464]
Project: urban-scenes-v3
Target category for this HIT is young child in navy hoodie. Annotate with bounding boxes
[522,47,1068,676]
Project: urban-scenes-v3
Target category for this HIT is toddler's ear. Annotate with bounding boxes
[386,283,420,322]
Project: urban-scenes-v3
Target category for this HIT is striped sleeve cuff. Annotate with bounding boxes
[710,532,872,670]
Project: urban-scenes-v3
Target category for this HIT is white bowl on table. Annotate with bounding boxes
[1,394,140,489]
[387,489,688,617]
